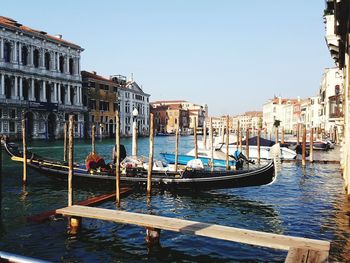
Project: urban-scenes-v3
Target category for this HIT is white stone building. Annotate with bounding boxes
[0,16,85,139]
[110,75,150,136]
[319,67,344,133]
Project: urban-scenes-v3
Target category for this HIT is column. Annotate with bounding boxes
[78,86,81,105]
[18,42,22,64]
[66,56,70,74]
[13,76,18,99]
[19,77,23,99]
[30,78,35,101]
[0,73,5,98]
[57,83,61,103]
[67,84,71,104]
[12,41,17,63]
[42,80,47,102]
[65,57,69,74]
[0,38,4,61]
[39,49,44,68]
[53,82,57,102]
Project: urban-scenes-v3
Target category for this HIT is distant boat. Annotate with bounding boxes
[156,132,175,136]
[219,136,297,160]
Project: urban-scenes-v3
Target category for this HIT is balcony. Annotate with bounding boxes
[329,95,343,119]
[0,61,81,82]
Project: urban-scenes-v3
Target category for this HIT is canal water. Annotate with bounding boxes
[0,136,349,262]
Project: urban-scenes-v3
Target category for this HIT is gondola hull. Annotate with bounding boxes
[3,142,276,190]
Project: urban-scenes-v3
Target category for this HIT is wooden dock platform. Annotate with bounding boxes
[56,205,330,262]
[28,188,132,223]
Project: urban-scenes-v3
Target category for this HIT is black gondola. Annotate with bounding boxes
[3,142,276,190]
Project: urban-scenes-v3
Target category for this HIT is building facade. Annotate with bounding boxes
[82,71,118,138]
[0,16,84,139]
[324,0,350,195]
[111,75,150,137]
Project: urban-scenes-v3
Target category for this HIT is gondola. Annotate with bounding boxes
[3,142,276,190]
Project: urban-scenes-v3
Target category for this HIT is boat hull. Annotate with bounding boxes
[3,142,276,191]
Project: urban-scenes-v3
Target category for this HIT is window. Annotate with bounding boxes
[10,109,16,118]
[33,49,40,68]
[9,121,15,132]
[4,42,11,63]
[113,87,118,93]
[89,81,96,88]
[89,99,97,110]
[45,52,50,70]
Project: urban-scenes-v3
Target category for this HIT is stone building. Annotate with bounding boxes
[82,71,118,138]
[110,75,150,137]
[0,16,84,139]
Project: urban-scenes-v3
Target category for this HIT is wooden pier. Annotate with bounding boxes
[56,205,330,263]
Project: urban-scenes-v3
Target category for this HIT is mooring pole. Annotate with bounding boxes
[225,115,230,170]
[194,117,198,159]
[210,117,214,171]
[239,129,242,152]
[297,123,300,145]
[115,111,121,206]
[264,128,267,139]
[281,129,285,144]
[0,138,2,216]
[147,114,154,196]
[22,119,27,185]
[175,114,180,172]
[68,115,74,207]
[275,127,279,143]
[257,128,261,163]
[64,122,67,162]
[132,115,138,156]
[203,120,207,150]
[236,120,240,150]
[245,129,249,159]
[91,124,96,154]
[302,125,306,167]
[309,127,314,163]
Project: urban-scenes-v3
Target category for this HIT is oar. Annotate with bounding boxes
[11,156,87,172]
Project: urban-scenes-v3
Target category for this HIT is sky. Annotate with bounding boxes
[2,1,334,115]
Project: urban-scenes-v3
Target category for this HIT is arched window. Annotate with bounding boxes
[21,46,28,65]
[33,49,40,68]
[4,42,11,63]
[69,58,74,75]
[45,52,50,70]
[59,56,65,73]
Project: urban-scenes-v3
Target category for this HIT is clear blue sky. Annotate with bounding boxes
[2,0,334,115]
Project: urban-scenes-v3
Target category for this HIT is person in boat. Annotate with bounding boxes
[112,144,127,164]
[230,150,254,169]
[85,153,108,172]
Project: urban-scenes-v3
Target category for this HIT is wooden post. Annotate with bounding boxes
[245,129,249,159]
[236,120,240,150]
[203,120,207,150]
[257,128,261,163]
[221,121,225,144]
[22,119,27,185]
[281,129,285,144]
[275,127,279,143]
[175,114,180,172]
[0,139,2,216]
[63,122,67,161]
[264,128,267,139]
[68,115,74,207]
[194,117,198,159]
[210,117,214,171]
[309,128,314,163]
[115,111,121,206]
[297,123,300,145]
[239,129,242,152]
[225,116,230,170]
[147,113,154,196]
[302,125,306,167]
[91,124,96,154]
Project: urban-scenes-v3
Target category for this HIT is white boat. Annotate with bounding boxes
[220,144,297,160]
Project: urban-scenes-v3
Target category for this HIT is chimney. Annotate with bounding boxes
[92,71,97,75]
[55,34,62,39]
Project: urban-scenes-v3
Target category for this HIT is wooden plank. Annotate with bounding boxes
[56,205,330,252]
[306,250,328,263]
[285,248,308,263]
[285,248,328,263]
[28,188,132,223]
